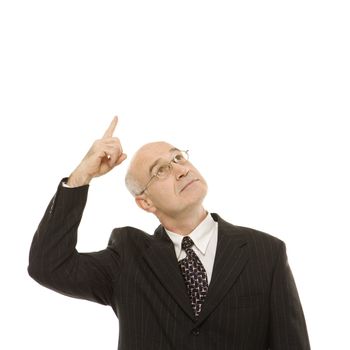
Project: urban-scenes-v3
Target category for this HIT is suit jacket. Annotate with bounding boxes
[28,180,311,349]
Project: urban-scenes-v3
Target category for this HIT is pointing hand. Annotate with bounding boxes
[67,117,127,187]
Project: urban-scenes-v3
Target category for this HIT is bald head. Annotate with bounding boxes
[125,141,176,196]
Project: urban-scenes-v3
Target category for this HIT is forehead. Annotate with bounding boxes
[132,142,179,176]
[137,142,177,161]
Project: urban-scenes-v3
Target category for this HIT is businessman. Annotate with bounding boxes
[28,117,311,349]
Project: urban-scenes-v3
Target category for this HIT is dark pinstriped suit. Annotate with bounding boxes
[28,180,311,349]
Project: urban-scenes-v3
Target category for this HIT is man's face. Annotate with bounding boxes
[133,142,208,218]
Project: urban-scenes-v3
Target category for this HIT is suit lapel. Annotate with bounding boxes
[142,214,249,324]
[142,225,196,321]
[196,214,249,324]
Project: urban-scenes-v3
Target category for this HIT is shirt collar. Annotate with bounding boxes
[165,212,216,259]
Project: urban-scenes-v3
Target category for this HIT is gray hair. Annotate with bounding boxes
[125,166,143,197]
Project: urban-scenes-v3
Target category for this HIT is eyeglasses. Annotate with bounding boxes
[137,150,189,195]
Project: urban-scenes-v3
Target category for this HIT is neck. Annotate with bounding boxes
[158,206,208,236]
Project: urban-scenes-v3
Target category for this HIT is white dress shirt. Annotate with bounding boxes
[164,212,218,285]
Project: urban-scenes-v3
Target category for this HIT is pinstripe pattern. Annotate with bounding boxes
[28,180,311,349]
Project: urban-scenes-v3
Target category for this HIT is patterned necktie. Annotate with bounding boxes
[178,236,209,318]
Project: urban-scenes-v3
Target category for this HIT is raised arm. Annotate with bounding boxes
[28,117,127,306]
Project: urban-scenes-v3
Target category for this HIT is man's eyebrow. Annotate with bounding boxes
[148,147,180,175]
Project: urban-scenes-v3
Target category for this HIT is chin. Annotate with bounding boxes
[185,185,207,205]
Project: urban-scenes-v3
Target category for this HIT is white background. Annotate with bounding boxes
[1,1,349,349]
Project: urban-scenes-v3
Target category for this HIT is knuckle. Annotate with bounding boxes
[93,139,102,147]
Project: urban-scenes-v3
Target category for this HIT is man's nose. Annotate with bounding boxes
[173,163,189,180]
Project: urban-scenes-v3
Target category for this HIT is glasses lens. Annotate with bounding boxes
[156,164,172,179]
[174,150,189,163]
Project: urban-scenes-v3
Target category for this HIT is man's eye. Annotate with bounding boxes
[156,165,168,176]
[174,154,184,162]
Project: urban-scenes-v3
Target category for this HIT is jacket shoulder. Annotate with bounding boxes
[214,213,285,254]
[224,223,286,272]
[107,225,153,249]
[234,224,283,245]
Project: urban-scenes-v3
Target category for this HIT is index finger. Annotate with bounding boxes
[103,116,118,138]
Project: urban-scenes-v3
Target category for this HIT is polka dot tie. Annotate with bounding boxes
[178,236,209,318]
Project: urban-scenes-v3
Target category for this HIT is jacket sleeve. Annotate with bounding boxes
[268,241,311,349]
[27,179,122,306]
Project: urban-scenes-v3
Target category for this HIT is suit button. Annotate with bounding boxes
[191,328,200,336]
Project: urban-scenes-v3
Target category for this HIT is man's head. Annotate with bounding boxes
[125,142,208,222]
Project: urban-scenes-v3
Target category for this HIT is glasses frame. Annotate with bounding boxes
[137,149,189,195]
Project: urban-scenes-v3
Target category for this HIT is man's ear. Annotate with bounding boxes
[135,195,156,213]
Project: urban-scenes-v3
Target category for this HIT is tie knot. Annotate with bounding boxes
[181,236,194,250]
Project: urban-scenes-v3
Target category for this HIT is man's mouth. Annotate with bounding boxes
[180,179,199,192]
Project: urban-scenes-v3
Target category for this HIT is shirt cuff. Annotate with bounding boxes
[61,179,72,188]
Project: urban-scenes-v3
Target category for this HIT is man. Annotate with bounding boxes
[28,117,311,349]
